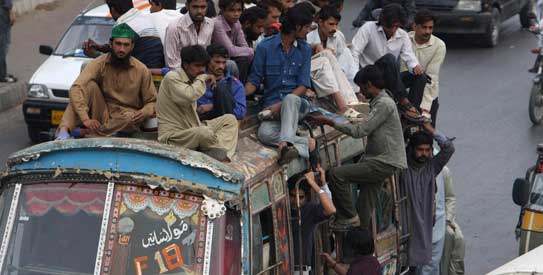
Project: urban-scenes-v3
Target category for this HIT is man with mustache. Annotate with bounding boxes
[401,124,455,274]
[351,4,426,123]
[306,6,362,120]
[197,44,246,120]
[56,23,157,139]
[164,0,215,68]
[157,45,238,162]
[402,9,446,126]
[306,65,407,229]
[239,6,267,49]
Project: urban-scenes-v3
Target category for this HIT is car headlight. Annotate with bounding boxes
[28,84,49,99]
[455,0,481,11]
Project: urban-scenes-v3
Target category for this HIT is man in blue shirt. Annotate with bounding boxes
[197,44,247,120]
[245,7,316,165]
[0,0,16,83]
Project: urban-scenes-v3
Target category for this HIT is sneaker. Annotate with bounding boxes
[343,108,365,122]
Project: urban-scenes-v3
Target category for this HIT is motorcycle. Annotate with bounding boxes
[529,27,543,124]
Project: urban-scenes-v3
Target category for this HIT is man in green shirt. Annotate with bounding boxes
[308,65,407,229]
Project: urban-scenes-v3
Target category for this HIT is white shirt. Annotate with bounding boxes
[116,8,160,38]
[402,32,446,111]
[306,28,349,58]
[149,9,183,44]
[306,28,358,87]
[351,21,419,71]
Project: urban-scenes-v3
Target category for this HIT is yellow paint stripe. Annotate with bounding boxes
[522,210,543,233]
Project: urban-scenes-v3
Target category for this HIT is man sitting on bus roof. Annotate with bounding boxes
[55,23,157,140]
[288,167,336,274]
[197,44,246,121]
[157,45,238,162]
[307,65,407,229]
[245,7,317,165]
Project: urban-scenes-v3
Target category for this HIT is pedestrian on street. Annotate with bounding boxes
[0,0,16,83]
[307,65,407,229]
[440,167,466,275]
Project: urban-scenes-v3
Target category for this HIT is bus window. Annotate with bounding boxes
[1,183,106,274]
[209,209,242,275]
[252,207,277,274]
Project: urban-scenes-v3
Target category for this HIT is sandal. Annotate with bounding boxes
[278,145,299,165]
[398,102,427,124]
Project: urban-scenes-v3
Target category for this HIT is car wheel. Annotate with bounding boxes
[27,126,41,144]
[520,0,535,28]
[482,8,500,48]
[26,126,49,144]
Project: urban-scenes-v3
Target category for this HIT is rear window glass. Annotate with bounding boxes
[55,16,114,56]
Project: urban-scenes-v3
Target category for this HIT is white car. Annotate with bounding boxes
[22,0,180,142]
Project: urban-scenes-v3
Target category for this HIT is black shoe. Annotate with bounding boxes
[278,145,299,165]
[529,67,538,73]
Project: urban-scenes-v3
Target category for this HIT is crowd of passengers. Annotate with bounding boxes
[54,0,465,273]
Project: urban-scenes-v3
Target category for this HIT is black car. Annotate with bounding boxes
[416,0,534,47]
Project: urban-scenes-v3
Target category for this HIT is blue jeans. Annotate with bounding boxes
[257,94,310,158]
[0,8,11,79]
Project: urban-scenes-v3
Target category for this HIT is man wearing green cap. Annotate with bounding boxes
[55,23,157,139]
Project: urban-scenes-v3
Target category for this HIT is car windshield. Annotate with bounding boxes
[1,183,107,275]
[54,16,114,57]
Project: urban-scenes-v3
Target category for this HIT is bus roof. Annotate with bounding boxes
[3,138,245,200]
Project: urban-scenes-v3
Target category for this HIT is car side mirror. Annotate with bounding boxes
[39,45,54,56]
[513,178,530,206]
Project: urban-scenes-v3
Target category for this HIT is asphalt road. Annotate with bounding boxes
[0,0,540,274]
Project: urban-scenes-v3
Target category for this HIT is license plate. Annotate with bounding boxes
[51,110,64,125]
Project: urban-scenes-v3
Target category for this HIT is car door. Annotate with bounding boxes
[499,0,520,19]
